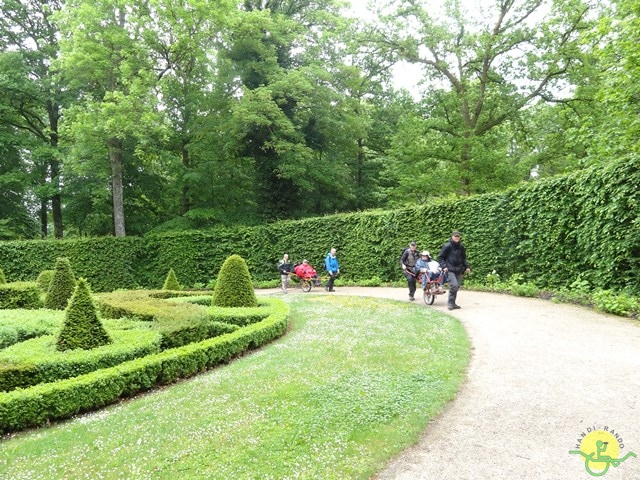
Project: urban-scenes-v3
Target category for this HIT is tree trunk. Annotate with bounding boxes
[181,141,191,214]
[48,104,64,238]
[107,137,126,237]
[39,200,48,238]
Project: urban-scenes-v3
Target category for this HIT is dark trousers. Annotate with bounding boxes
[447,271,463,306]
[327,272,336,291]
[404,271,417,297]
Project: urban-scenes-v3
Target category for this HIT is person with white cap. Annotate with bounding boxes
[414,250,445,293]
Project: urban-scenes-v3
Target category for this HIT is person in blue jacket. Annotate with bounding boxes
[324,247,340,292]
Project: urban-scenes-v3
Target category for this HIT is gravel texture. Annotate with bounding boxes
[263,286,640,480]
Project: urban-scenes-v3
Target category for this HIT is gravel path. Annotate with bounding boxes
[264,286,640,479]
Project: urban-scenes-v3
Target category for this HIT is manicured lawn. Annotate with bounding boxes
[0,294,469,480]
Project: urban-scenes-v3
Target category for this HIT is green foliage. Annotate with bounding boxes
[0,298,289,433]
[0,329,160,392]
[212,255,258,308]
[486,270,500,285]
[592,290,639,317]
[0,269,5,284]
[44,258,77,310]
[97,290,209,324]
[0,156,639,296]
[0,310,62,349]
[0,282,44,309]
[56,278,111,352]
[36,270,54,292]
[162,268,181,290]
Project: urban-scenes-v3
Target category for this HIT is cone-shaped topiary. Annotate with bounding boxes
[163,268,181,290]
[36,270,54,291]
[0,268,6,284]
[212,254,258,308]
[56,278,111,351]
[44,257,77,310]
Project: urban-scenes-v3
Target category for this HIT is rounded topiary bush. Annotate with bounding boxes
[57,278,112,351]
[212,254,258,308]
[45,257,77,310]
[36,270,54,292]
[163,268,181,290]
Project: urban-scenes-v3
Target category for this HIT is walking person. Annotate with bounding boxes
[438,231,471,310]
[277,253,293,294]
[401,241,420,301]
[324,247,339,292]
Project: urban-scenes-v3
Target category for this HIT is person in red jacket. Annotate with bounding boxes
[294,259,320,286]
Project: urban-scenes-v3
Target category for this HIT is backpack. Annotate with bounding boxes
[400,247,409,263]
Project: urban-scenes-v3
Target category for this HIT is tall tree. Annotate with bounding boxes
[578,0,640,160]
[219,1,358,219]
[368,0,595,197]
[0,0,65,237]
[0,125,38,239]
[57,0,163,236]
[143,0,233,219]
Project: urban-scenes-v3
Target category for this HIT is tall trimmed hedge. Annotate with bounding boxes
[212,255,258,308]
[57,278,112,351]
[0,156,638,294]
[44,257,77,310]
[162,268,181,290]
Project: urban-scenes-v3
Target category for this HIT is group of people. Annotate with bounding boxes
[401,231,470,310]
[277,248,340,294]
[276,231,469,311]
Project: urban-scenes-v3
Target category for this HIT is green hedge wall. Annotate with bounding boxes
[0,156,638,294]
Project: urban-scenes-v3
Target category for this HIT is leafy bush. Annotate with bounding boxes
[162,268,181,290]
[212,255,258,308]
[592,290,639,317]
[0,297,289,433]
[97,290,209,323]
[36,270,54,292]
[56,278,112,351]
[0,282,44,309]
[44,257,77,310]
[0,309,61,349]
[158,320,239,350]
[0,268,6,284]
[0,329,161,392]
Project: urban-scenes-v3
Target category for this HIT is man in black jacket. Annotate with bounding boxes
[438,231,471,310]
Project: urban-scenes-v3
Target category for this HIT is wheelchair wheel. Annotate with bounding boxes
[301,279,312,292]
[423,285,435,305]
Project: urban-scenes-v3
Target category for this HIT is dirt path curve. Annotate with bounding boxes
[263,287,640,479]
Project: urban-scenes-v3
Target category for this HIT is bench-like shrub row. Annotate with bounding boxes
[0,310,62,349]
[0,329,162,392]
[97,290,209,323]
[0,282,43,309]
[0,298,289,433]
[98,291,272,349]
[157,319,239,350]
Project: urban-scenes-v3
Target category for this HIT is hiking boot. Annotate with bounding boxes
[453,304,461,309]
[409,296,415,301]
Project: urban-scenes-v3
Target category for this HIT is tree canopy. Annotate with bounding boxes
[0,0,634,238]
